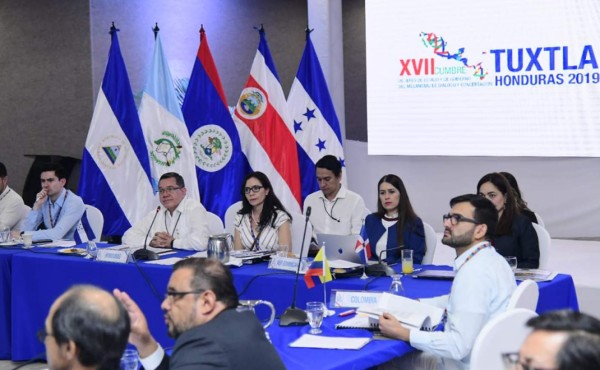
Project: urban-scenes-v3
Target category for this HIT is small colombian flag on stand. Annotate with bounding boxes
[304,247,333,289]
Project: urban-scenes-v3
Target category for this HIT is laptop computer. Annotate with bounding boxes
[317,233,363,264]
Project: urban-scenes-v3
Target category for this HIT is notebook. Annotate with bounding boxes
[317,233,363,264]
[411,269,456,280]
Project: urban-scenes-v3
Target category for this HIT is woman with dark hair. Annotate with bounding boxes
[233,171,292,251]
[364,174,425,264]
[500,171,538,224]
[477,172,539,268]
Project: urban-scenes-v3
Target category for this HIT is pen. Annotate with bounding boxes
[339,309,356,317]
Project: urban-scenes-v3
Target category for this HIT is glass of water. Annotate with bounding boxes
[306,301,325,335]
[86,240,98,260]
[120,349,138,370]
[505,256,518,272]
[0,225,10,243]
[389,274,404,295]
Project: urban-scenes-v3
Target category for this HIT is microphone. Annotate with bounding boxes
[132,206,161,261]
[279,206,311,327]
[366,245,404,277]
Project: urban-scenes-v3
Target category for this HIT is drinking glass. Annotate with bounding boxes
[277,244,290,258]
[506,256,518,272]
[401,249,414,274]
[0,225,10,243]
[389,274,404,295]
[120,349,138,370]
[306,301,325,335]
[22,232,33,248]
[86,240,98,260]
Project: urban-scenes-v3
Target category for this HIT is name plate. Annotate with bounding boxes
[97,248,130,264]
[268,256,308,273]
[332,289,382,308]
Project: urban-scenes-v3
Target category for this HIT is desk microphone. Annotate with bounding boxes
[279,206,311,327]
[366,245,404,277]
[132,206,160,261]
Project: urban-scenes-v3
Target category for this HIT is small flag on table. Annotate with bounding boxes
[355,223,372,264]
[304,247,333,289]
[74,210,96,244]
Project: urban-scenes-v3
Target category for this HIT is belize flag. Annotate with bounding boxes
[287,30,345,201]
[233,27,302,214]
[139,30,200,200]
[79,25,155,235]
[181,26,250,219]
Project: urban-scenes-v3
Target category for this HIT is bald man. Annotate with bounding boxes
[41,285,130,370]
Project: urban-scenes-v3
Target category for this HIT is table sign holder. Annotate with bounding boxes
[97,246,132,264]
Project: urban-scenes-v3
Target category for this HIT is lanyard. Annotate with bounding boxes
[48,191,68,228]
[0,189,11,203]
[164,211,182,237]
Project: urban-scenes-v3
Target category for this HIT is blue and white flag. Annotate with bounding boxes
[182,27,250,219]
[287,31,345,201]
[73,210,96,244]
[138,32,200,200]
[79,26,155,236]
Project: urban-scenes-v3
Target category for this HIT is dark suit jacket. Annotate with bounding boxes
[155,308,285,370]
[493,214,540,269]
[364,214,425,264]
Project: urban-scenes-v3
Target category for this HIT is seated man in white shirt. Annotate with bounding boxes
[0,162,28,231]
[378,194,516,370]
[122,172,210,251]
[21,163,85,240]
[303,155,367,236]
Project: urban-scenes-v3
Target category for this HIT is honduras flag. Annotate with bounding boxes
[139,31,200,200]
[79,25,155,236]
[233,27,302,214]
[287,30,345,201]
[73,210,96,244]
[181,26,250,219]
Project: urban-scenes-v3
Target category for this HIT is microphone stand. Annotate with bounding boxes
[279,207,311,326]
[132,206,160,261]
[366,246,404,277]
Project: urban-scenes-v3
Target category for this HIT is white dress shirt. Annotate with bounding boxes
[0,186,26,230]
[122,197,210,251]
[303,186,367,235]
[409,241,516,369]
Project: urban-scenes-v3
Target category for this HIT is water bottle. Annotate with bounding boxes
[86,240,98,260]
[389,274,404,295]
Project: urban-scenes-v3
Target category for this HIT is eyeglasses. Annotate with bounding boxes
[37,328,53,342]
[501,352,557,370]
[442,213,480,225]
[164,290,204,303]
[158,187,182,194]
[243,185,263,194]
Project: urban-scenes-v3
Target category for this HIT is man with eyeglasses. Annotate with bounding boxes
[114,258,285,370]
[378,194,516,370]
[41,285,130,370]
[504,309,600,370]
[303,155,367,235]
[122,172,210,250]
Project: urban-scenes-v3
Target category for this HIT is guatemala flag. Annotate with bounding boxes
[139,31,200,200]
[181,26,250,219]
[233,27,302,214]
[287,30,345,201]
[79,25,155,236]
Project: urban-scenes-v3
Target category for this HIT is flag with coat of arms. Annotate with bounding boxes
[287,29,346,200]
[355,222,372,264]
[79,24,155,235]
[73,210,96,244]
[304,247,333,289]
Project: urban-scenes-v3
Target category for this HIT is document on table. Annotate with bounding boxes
[146,257,184,265]
[289,334,371,350]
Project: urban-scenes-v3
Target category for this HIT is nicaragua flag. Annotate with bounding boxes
[181,26,250,219]
[79,25,155,236]
[304,247,333,289]
[73,210,96,244]
[287,30,346,201]
[355,222,372,264]
[139,30,200,200]
[233,27,302,214]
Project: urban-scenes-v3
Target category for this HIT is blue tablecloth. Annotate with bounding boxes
[0,247,26,359]
[6,245,579,366]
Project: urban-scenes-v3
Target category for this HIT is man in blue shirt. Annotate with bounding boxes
[22,163,85,240]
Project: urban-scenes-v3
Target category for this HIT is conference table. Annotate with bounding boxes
[3,244,579,367]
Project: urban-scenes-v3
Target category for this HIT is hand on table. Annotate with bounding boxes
[149,231,174,249]
[379,312,411,341]
[113,288,158,358]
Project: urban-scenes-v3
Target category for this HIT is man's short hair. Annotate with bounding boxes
[449,194,498,239]
[315,155,342,177]
[527,310,600,370]
[52,285,130,370]
[160,172,185,188]
[39,163,67,181]
[173,258,239,308]
[0,162,7,178]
